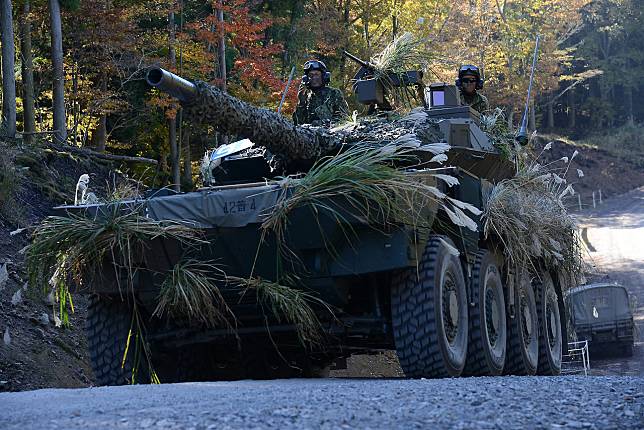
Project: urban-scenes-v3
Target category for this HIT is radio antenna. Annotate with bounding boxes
[516,35,540,145]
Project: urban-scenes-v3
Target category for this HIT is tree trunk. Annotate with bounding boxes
[20,0,35,144]
[506,104,514,130]
[94,66,108,151]
[339,0,351,87]
[92,0,111,152]
[49,0,66,143]
[547,98,554,130]
[392,13,398,41]
[506,56,514,131]
[168,10,180,191]
[567,87,575,129]
[363,5,371,55]
[71,62,79,144]
[282,0,303,72]
[1,0,16,137]
[625,86,634,126]
[91,114,107,152]
[216,4,227,146]
[217,4,226,91]
[182,127,193,189]
[94,115,107,151]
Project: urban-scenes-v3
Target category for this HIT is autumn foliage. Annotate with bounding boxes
[4,0,643,188]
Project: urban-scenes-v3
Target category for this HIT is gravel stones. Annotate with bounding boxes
[0,263,8,290]
[0,376,642,429]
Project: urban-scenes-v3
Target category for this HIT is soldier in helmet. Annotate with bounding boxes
[456,65,489,114]
[293,60,349,126]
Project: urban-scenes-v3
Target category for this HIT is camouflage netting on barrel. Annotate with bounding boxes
[184,81,340,161]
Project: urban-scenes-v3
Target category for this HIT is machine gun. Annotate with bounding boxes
[343,50,424,110]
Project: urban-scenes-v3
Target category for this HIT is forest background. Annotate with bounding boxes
[0,0,642,191]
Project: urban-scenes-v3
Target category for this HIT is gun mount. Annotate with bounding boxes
[343,50,424,109]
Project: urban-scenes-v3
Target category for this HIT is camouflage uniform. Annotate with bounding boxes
[461,91,489,114]
[293,86,349,126]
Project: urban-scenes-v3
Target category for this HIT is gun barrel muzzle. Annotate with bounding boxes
[146,67,197,103]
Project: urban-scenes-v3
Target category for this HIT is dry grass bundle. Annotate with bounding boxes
[370,32,428,110]
[482,151,586,288]
[106,177,143,202]
[479,108,516,161]
[154,260,236,329]
[26,204,203,383]
[229,276,335,347]
[372,32,427,79]
[262,143,478,249]
[26,205,202,306]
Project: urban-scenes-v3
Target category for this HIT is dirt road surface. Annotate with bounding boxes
[577,186,644,376]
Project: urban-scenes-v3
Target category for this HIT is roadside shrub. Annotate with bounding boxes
[581,123,644,167]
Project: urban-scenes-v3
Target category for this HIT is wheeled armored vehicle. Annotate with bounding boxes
[68,67,568,385]
[567,283,635,356]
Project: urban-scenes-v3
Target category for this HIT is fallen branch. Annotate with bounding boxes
[47,142,158,165]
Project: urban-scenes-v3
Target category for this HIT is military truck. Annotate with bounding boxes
[67,67,568,385]
[567,283,636,356]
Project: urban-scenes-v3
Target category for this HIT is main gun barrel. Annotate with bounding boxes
[146,67,338,161]
[146,67,198,103]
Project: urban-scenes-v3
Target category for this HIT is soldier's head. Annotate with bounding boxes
[302,60,331,89]
[456,65,483,95]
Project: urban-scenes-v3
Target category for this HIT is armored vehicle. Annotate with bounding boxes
[69,67,567,385]
[567,283,635,356]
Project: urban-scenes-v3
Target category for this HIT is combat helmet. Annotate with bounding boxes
[302,59,331,87]
[456,64,484,90]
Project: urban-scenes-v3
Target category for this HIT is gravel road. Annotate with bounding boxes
[1,376,642,429]
[577,186,644,376]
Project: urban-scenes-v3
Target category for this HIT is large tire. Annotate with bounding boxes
[463,251,507,376]
[535,272,563,375]
[391,235,469,378]
[504,272,539,375]
[87,297,221,384]
[86,296,138,386]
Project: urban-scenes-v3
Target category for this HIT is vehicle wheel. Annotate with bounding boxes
[504,272,539,375]
[535,272,563,375]
[391,235,468,378]
[86,295,142,386]
[463,251,507,376]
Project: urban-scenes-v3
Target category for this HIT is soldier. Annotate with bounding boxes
[293,60,349,126]
[456,65,489,114]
